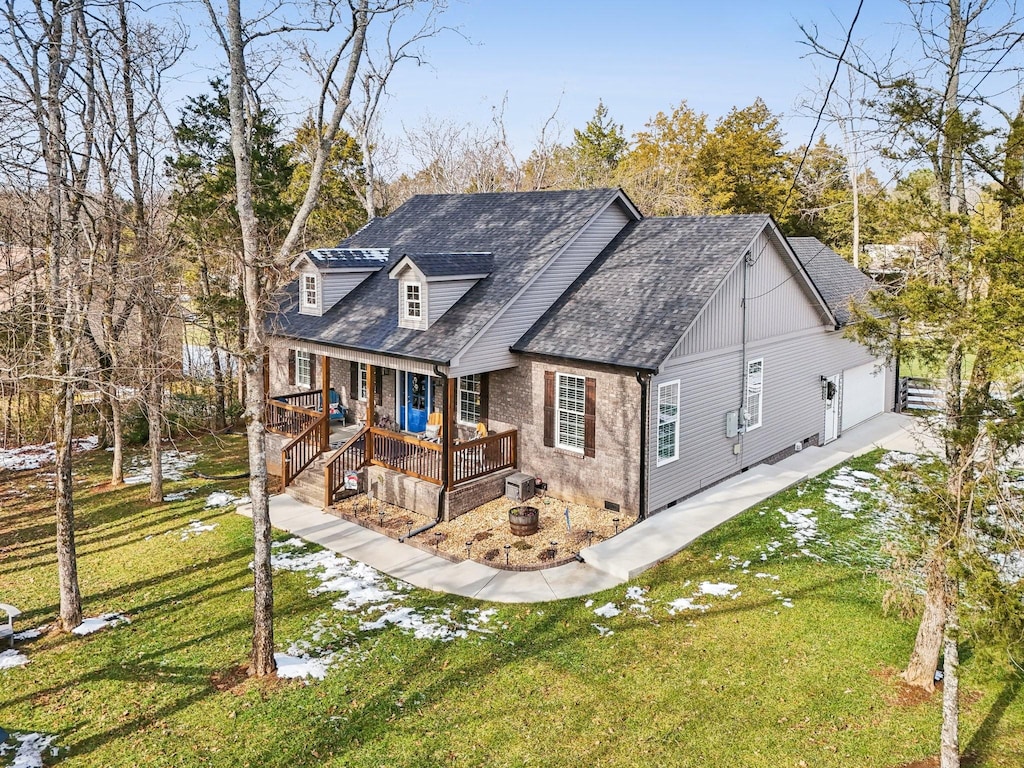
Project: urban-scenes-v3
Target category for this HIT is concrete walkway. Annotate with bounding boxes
[239,412,934,603]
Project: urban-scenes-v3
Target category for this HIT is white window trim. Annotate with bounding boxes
[457,374,482,426]
[555,372,586,453]
[656,379,680,467]
[295,350,312,388]
[744,358,763,432]
[301,273,319,311]
[358,362,368,401]
[399,278,426,329]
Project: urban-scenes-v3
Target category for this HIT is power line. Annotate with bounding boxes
[779,0,864,220]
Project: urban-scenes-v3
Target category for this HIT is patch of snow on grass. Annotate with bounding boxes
[624,586,650,613]
[180,520,218,540]
[0,733,59,768]
[71,613,130,636]
[12,626,46,641]
[593,602,620,618]
[124,450,198,484]
[0,436,98,472]
[875,450,921,472]
[0,648,29,669]
[697,581,737,597]
[163,489,195,502]
[754,572,779,580]
[592,624,613,637]
[205,491,249,509]
[779,509,821,548]
[274,652,333,680]
[666,598,709,614]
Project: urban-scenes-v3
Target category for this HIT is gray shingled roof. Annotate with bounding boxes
[514,215,772,370]
[788,237,877,327]
[393,252,494,278]
[271,188,626,363]
[306,248,390,269]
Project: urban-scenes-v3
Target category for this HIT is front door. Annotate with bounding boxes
[823,374,841,444]
[403,372,429,432]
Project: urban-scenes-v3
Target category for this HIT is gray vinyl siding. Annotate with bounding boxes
[427,278,479,325]
[322,272,374,312]
[668,229,830,359]
[450,200,633,377]
[648,327,880,512]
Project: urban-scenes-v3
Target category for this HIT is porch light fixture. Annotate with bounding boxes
[504,544,511,565]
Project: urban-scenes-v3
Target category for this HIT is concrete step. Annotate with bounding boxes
[285,484,324,509]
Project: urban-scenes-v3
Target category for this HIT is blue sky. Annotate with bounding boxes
[370,0,895,159]
[172,1,915,168]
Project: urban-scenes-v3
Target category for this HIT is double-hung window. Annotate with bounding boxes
[555,373,586,452]
[295,350,312,388]
[657,380,680,465]
[458,374,482,425]
[744,358,763,431]
[301,274,318,310]
[404,282,422,319]
[358,362,368,401]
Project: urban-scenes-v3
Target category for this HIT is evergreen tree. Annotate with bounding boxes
[569,100,627,187]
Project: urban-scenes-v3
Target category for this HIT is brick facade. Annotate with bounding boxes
[488,355,642,514]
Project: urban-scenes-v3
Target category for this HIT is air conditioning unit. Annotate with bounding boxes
[505,472,535,502]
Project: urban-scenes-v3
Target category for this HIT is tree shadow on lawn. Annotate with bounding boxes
[963,675,1022,765]
[13,543,253,626]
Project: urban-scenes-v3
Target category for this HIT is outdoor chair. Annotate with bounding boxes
[0,603,21,648]
[328,389,347,423]
[419,411,443,443]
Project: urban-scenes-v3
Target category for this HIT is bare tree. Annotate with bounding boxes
[201,0,445,677]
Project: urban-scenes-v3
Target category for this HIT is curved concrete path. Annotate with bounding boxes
[238,412,934,603]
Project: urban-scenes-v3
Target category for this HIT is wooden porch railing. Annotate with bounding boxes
[369,428,443,484]
[452,429,517,485]
[274,389,323,410]
[282,413,327,486]
[266,397,320,438]
[323,426,370,508]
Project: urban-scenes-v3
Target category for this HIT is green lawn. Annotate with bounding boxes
[1,436,1022,767]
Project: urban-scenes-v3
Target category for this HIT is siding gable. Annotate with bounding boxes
[667,228,831,360]
[451,198,635,376]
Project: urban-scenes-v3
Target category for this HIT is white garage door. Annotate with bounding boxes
[842,361,887,431]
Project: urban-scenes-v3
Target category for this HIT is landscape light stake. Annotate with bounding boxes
[434,532,442,549]
[586,529,595,546]
[504,543,511,565]
[613,518,620,535]
[550,540,558,559]
[378,508,385,527]
[407,522,413,539]
[465,540,473,559]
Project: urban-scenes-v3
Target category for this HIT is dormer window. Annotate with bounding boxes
[301,273,319,311]
[405,283,421,318]
[399,278,426,330]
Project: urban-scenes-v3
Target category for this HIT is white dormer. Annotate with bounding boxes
[389,252,493,330]
[290,248,389,316]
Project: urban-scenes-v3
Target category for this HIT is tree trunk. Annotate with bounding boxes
[54,377,82,631]
[144,311,163,503]
[110,393,124,485]
[903,554,945,690]
[246,354,274,676]
[940,576,960,768]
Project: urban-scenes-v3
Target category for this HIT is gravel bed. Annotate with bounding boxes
[330,492,635,568]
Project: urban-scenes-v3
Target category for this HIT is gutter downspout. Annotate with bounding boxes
[738,249,753,465]
[636,370,651,520]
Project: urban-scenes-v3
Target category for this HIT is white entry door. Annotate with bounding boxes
[823,374,841,444]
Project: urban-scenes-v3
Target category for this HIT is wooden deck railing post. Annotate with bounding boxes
[321,354,331,451]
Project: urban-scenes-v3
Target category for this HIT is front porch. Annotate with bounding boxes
[264,356,517,516]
